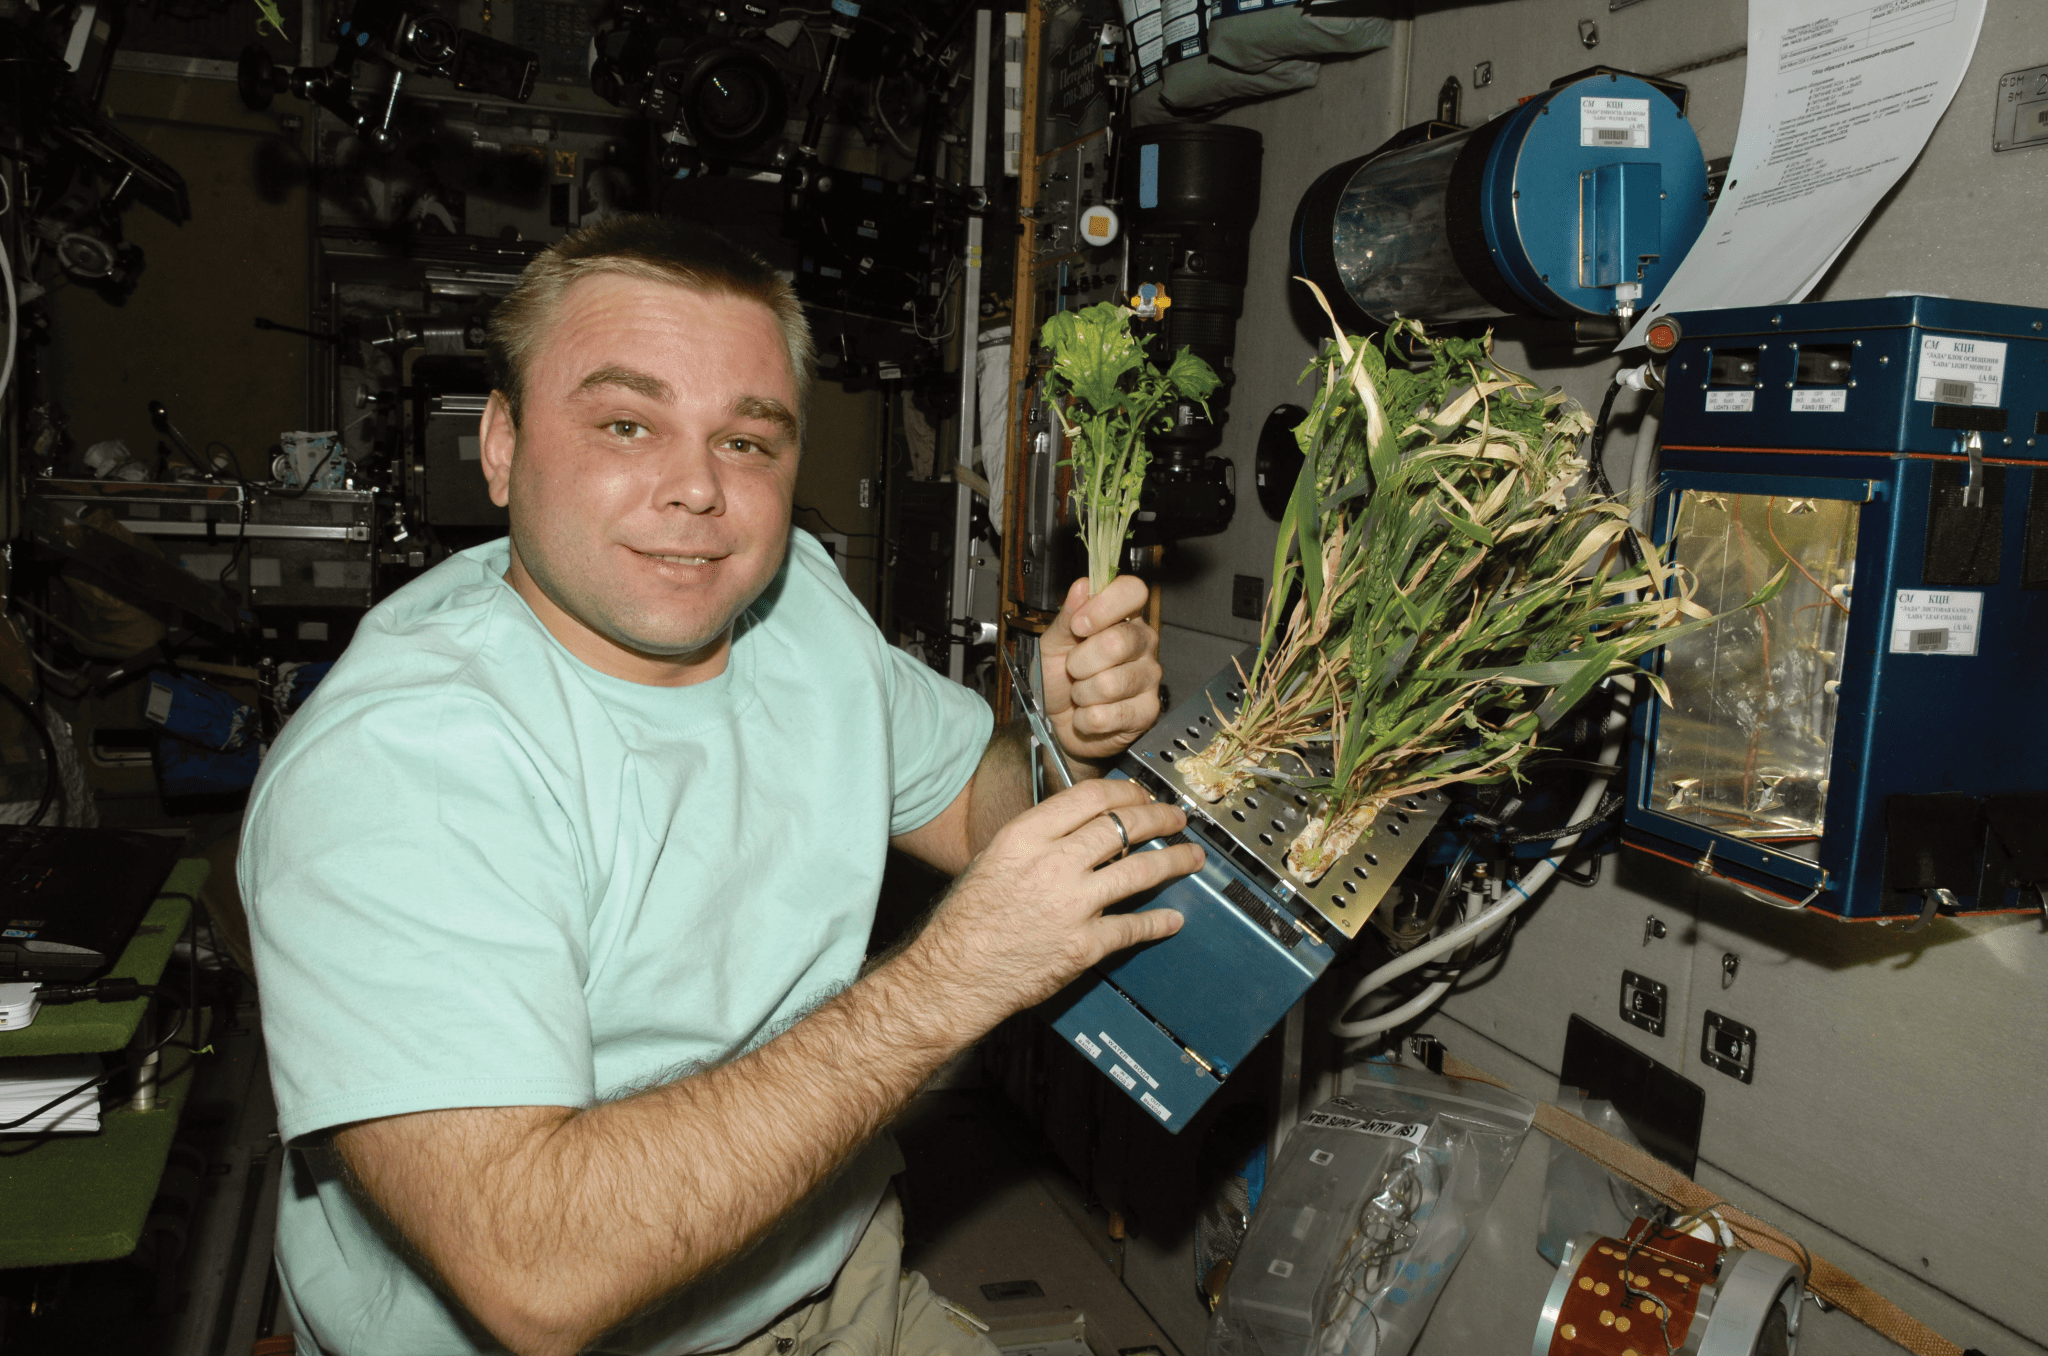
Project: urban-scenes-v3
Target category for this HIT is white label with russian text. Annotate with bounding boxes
[1072,1032,1101,1059]
[1705,390,1755,413]
[1107,1065,1135,1091]
[1915,336,2006,407]
[1140,1092,1172,1122]
[1581,96,1651,148]
[1791,389,1847,413]
[1889,590,1983,656]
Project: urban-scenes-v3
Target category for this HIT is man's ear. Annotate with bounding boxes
[479,390,516,508]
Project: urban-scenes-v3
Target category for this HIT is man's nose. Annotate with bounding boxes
[653,440,724,514]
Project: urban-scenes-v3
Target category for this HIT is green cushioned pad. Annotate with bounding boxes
[0,859,212,1267]
[0,859,208,1056]
[0,1085,187,1267]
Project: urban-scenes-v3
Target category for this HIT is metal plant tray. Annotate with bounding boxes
[1124,651,1450,940]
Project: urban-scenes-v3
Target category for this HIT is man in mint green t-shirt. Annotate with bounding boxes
[242,216,1203,1356]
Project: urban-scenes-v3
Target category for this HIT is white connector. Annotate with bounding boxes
[1616,361,1661,391]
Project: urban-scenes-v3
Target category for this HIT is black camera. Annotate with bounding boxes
[591,0,790,162]
[239,0,539,146]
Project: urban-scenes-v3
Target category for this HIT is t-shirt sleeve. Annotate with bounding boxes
[880,641,994,837]
[242,693,598,1145]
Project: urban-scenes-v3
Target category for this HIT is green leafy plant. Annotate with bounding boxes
[1182,286,1785,883]
[254,0,288,38]
[1040,303,1221,594]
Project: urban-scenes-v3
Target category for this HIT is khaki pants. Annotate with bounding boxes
[721,1190,1000,1356]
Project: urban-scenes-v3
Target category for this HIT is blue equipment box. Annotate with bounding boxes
[1624,296,2048,921]
[1042,660,1449,1129]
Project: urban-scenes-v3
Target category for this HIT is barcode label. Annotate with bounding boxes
[1594,128,1633,143]
[1916,336,2007,407]
[1890,590,1983,656]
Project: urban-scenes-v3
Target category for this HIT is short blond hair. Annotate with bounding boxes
[485,215,815,428]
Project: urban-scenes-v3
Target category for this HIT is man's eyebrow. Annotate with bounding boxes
[732,395,799,439]
[572,365,672,402]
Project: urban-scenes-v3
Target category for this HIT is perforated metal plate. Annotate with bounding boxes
[1124,651,1451,939]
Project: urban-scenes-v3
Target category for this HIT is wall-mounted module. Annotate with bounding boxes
[1292,70,1708,331]
[1622,296,2048,924]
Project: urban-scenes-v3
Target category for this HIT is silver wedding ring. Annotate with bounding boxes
[1104,810,1131,858]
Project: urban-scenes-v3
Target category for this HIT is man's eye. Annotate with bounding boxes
[724,436,766,455]
[607,420,645,438]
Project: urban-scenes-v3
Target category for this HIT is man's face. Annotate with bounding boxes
[479,274,802,686]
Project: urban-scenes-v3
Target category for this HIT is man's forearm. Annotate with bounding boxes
[341,947,978,1356]
[337,782,1199,1356]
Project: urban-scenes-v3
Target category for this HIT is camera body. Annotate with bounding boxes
[592,0,790,161]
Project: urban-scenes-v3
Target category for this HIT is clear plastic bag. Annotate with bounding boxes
[1533,1091,1666,1268]
[1208,1064,1535,1356]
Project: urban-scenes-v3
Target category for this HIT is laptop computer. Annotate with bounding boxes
[0,826,183,982]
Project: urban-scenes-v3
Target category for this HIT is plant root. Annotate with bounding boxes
[1179,744,1257,803]
[1285,801,1383,883]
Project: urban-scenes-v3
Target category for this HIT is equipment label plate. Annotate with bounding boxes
[1915,335,2007,407]
[1889,589,1982,656]
[1705,390,1755,412]
[1791,389,1847,412]
[1581,96,1651,148]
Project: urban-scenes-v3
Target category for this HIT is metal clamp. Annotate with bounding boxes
[1960,431,1986,508]
[1904,887,1956,934]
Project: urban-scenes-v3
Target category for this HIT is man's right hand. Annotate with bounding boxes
[896,776,1203,1034]
[331,778,1200,1356]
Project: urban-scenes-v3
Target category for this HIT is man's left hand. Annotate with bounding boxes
[1040,576,1163,768]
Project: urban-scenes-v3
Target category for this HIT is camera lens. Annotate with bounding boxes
[697,67,765,137]
[675,45,786,157]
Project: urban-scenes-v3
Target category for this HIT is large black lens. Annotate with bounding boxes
[677,46,786,157]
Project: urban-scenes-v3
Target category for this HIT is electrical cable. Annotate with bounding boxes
[0,680,58,827]
[872,76,916,156]
[1332,686,1632,1040]
[1586,380,1624,498]
[0,216,17,421]
[0,896,203,1150]
[795,504,878,539]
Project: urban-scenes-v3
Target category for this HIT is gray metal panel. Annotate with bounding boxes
[1817,2,2048,308]
[1681,880,2048,1341]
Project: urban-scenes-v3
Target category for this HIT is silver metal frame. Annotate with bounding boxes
[1122,649,1451,939]
[946,10,994,682]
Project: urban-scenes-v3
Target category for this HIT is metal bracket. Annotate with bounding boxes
[1701,1011,1756,1083]
[1903,887,1956,934]
[1620,969,1667,1036]
[1960,431,1986,508]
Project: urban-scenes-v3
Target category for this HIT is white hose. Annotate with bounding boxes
[1331,686,1632,1040]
